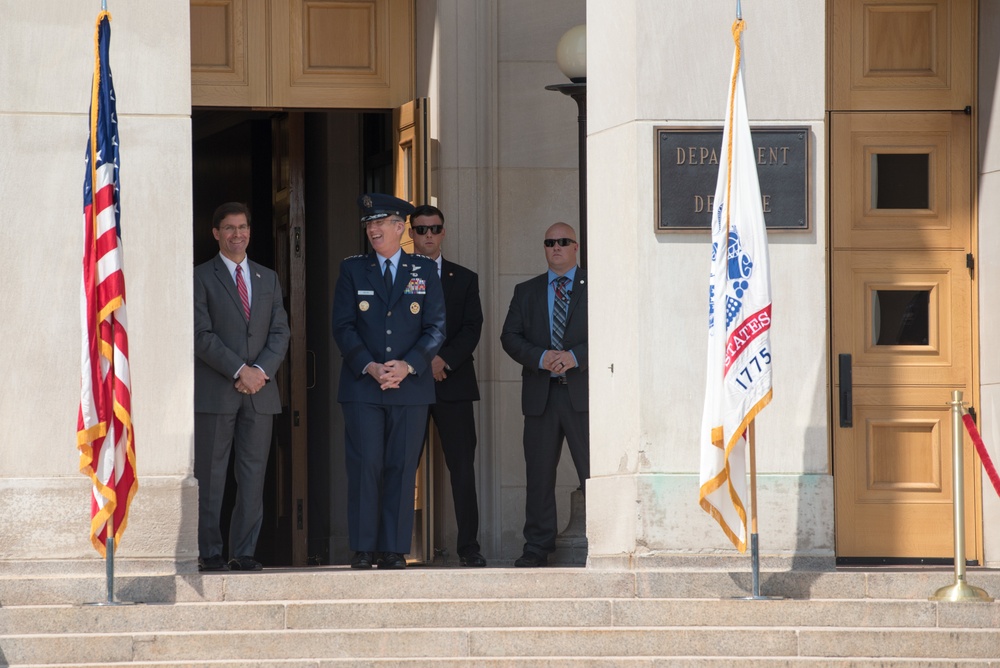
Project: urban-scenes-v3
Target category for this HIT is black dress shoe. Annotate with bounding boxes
[459,550,487,567]
[377,552,407,569]
[228,556,263,571]
[198,555,229,572]
[514,551,548,568]
[351,551,374,569]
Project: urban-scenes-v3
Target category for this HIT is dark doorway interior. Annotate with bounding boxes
[190,109,391,566]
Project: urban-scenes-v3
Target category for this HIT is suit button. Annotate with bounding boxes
[386,347,392,352]
[387,311,392,316]
[386,329,392,335]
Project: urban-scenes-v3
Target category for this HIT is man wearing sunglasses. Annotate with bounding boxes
[500,222,589,567]
[408,204,486,567]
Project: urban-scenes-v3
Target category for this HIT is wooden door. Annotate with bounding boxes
[393,99,430,253]
[830,111,978,560]
[394,98,433,562]
[829,0,979,562]
[191,0,415,109]
[270,113,310,566]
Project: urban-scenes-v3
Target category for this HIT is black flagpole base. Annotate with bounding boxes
[84,535,139,606]
[736,533,783,601]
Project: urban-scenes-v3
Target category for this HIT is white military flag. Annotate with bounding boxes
[699,18,773,552]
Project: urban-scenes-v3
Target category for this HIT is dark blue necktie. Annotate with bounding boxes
[383,259,393,293]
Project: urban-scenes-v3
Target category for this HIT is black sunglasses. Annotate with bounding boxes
[412,225,444,235]
[544,238,575,248]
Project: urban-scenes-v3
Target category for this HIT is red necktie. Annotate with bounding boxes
[236,264,250,320]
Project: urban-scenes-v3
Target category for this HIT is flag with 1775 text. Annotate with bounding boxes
[699,17,772,553]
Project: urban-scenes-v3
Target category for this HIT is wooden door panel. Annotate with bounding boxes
[393,98,429,253]
[834,400,976,558]
[831,113,970,250]
[271,0,414,108]
[829,0,974,111]
[190,0,268,106]
[831,250,970,387]
[191,0,414,108]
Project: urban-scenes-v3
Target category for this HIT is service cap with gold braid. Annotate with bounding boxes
[357,193,415,225]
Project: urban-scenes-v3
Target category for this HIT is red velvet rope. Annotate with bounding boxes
[962,413,1000,500]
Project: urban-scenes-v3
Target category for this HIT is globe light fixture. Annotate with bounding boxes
[545,25,589,270]
[555,24,586,83]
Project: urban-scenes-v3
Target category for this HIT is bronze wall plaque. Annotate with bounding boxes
[655,127,809,232]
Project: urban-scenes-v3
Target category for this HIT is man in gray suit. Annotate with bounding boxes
[193,202,290,572]
[500,222,589,567]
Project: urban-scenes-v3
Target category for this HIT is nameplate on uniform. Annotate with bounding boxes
[358,290,374,295]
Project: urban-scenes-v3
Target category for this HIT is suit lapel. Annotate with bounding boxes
[535,274,551,342]
[367,254,390,303]
[247,261,263,326]
[440,259,455,300]
[566,268,586,320]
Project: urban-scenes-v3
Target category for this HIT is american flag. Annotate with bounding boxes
[77,10,137,558]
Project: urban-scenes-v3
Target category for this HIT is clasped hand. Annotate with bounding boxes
[542,350,576,374]
[431,355,448,382]
[369,360,409,390]
[235,365,269,395]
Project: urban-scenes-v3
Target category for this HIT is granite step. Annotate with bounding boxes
[2,567,998,606]
[2,598,998,635]
[12,661,1000,668]
[3,625,1000,665]
[2,568,999,666]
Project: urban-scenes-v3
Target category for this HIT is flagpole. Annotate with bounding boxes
[742,420,782,601]
[736,0,742,20]
[748,420,760,596]
[104,516,116,603]
[86,515,134,606]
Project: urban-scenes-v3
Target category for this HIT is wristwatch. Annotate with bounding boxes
[406,363,415,375]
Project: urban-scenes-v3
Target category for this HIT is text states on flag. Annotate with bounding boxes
[699,18,773,553]
[77,9,137,558]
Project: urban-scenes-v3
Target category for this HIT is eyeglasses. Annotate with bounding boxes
[412,225,444,235]
[364,217,401,228]
[544,238,575,248]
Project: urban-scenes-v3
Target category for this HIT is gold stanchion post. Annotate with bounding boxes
[929,390,992,602]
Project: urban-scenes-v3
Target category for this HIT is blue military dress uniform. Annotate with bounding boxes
[332,195,445,559]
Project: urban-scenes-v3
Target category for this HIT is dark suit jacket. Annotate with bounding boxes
[435,258,483,403]
[500,267,588,416]
[193,254,290,415]
[332,250,445,405]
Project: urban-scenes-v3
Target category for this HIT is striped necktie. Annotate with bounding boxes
[551,275,570,350]
[235,264,250,320]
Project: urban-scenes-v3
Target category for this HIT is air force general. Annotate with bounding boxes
[331,193,445,570]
